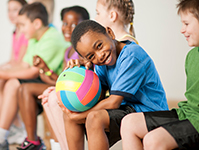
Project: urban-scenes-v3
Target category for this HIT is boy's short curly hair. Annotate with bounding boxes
[71,20,106,55]
[19,2,48,26]
[177,0,199,21]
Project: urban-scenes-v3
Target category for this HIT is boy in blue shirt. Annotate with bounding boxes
[61,20,168,150]
[121,0,199,149]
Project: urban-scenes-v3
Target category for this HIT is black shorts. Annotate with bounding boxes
[106,105,136,147]
[18,77,45,115]
[144,110,199,149]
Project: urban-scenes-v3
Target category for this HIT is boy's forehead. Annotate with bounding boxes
[180,11,193,20]
[80,30,102,42]
[18,14,28,21]
[180,10,198,21]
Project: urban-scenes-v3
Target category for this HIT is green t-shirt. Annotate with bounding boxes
[23,27,71,75]
[175,47,199,133]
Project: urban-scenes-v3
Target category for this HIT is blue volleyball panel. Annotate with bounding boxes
[65,91,90,112]
[67,66,86,77]
[60,91,78,112]
[85,81,102,108]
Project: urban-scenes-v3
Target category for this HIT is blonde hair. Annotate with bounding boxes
[177,0,199,21]
[99,0,135,37]
[28,0,54,24]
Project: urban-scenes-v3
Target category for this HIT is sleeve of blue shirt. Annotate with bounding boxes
[110,51,146,99]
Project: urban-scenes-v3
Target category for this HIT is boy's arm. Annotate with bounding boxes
[0,62,39,80]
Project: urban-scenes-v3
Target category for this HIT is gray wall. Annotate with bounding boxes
[0,0,188,101]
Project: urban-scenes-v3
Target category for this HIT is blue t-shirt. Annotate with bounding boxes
[95,41,168,112]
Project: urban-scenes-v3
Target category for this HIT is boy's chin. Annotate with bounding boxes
[188,42,198,47]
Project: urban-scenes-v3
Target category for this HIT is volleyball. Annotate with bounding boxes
[55,66,101,112]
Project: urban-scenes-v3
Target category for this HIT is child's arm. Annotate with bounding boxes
[0,62,39,80]
[59,93,124,124]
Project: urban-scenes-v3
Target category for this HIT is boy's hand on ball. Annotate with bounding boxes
[65,58,93,70]
[65,59,80,70]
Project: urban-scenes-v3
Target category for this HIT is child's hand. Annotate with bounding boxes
[65,59,81,70]
[65,58,93,70]
[38,86,55,105]
[33,55,47,69]
[57,99,86,124]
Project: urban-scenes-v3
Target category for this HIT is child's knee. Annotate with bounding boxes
[121,113,141,131]
[143,132,162,150]
[86,110,105,130]
[5,78,19,89]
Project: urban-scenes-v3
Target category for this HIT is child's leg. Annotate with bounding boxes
[43,89,68,149]
[0,79,6,114]
[0,79,20,130]
[121,113,148,150]
[63,113,85,150]
[121,110,182,150]
[86,110,110,150]
[143,127,178,150]
[18,83,50,141]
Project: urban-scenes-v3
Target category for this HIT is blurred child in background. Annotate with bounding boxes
[0,2,68,150]
[37,6,90,150]
[95,0,138,43]
[28,0,54,26]
[0,0,28,145]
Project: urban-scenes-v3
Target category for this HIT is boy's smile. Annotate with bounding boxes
[180,11,199,47]
[76,28,119,66]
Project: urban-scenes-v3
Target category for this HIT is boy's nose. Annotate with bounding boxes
[180,26,185,34]
[96,51,105,62]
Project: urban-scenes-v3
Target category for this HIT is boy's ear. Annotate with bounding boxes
[109,10,118,23]
[33,18,43,30]
[106,27,115,40]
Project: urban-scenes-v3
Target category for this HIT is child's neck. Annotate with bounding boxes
[35,26,49,41]
[110,24,129,40]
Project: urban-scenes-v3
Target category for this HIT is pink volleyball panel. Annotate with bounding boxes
[81,73,100,106]
[76,70,94,101]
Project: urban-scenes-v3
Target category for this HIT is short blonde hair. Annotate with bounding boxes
[177,0,199,21]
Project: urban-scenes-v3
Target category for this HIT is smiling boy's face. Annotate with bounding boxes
[76,28,118,66]
[180,11,199,47]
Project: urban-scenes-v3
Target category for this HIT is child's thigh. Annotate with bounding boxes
[106,105,136,147]
[144,110,199,149]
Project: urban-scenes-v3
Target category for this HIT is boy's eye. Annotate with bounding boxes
[88,54,94,60]
[63,22,67,26]
[97,43,102,49]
